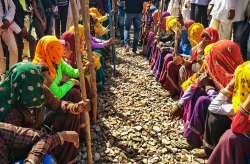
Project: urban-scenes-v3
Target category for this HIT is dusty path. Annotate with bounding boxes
[78,48,207,164]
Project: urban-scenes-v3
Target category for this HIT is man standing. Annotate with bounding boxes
[55,0,69,37]
[208,0,234,40]
[123,0,146,55]
[0,0,19,75]
[190,0,210,27]
[230,0,250,60]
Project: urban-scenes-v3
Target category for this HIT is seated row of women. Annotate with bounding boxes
[143,3,250,164]
[0,7,113,163]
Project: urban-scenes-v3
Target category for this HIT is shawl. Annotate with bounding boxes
[232,61,250,113]
[200,27,219,45]
[205,40,244,89]
[60,32,76,68]
[33,36,64,80]
[188,23,204,47]
[191,28,219,61]
[165,16,181,33]
[0,62,44,121]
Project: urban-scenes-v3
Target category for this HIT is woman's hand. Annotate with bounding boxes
[61,100,89,115]
[228,9,235,20]
[57,131,79,148]
[71,79,80,87]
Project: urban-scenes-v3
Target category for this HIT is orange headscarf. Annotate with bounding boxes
[33,36,65,80]
[205,40,244,89]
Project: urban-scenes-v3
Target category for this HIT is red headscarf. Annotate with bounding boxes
[205,40,244,89]
[191,27,219,61]
[200,27,219,45]
[60,32,76,68]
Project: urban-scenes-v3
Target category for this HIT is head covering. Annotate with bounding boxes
[69,24,85,42]
[89,8,109,36]
[232,61,250,113]
[188,23,204,47]
[160,11,170,30]
[60,32,76,68]
[184,19,194,29]
[143,1,152,13]
[165,16,181,33]
[200,27,219,45]
[191,28,219,61]
[89,7,104,21]
[205,40,244,89]
[0,62,45,121]
[181,44,215,91]
[33,35,64,80]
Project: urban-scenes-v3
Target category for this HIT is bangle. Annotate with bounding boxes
[239,105,250,116]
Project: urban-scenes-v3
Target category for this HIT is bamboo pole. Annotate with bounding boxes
[156,0,165,41]
[111,0,116,75]
[80,0,98,124]
[70,0,93,163]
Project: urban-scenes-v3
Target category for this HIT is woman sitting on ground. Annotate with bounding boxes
[0,62,86,163]
[208,61,250,164]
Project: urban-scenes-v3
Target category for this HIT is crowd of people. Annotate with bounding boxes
[0,0,249,163]
[142,0,250,163]
[0,0,113,163]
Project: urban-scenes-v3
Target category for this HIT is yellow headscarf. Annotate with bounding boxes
[165,16,181,33]
[33,36,64,80]
[89,7,108,22]
[89,7,109,37]
[181,43,215,91]
[68,24,85,42]
[232,61,250,113]
[68,25,102,70]
[188,23,204,47]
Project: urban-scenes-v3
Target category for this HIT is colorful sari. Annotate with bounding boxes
[205,40,244,89]
[188,23,204,47]
[0,62,44,121]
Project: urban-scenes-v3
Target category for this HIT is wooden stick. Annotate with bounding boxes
[70,0,93,164]
[80,0,98,124]
[108,0,116,75]
[111,0,116,76]
[156,0,165,41]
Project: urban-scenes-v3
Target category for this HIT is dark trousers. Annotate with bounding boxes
[204,111,232,155]
[55,5,69,38]
[31,17,45,39]
[14,33,36,61]
[190,3,208,27]
[233,21,250,60]
[45,11,54,35]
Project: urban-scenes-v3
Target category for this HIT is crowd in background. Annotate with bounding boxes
[0,0,249,163]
